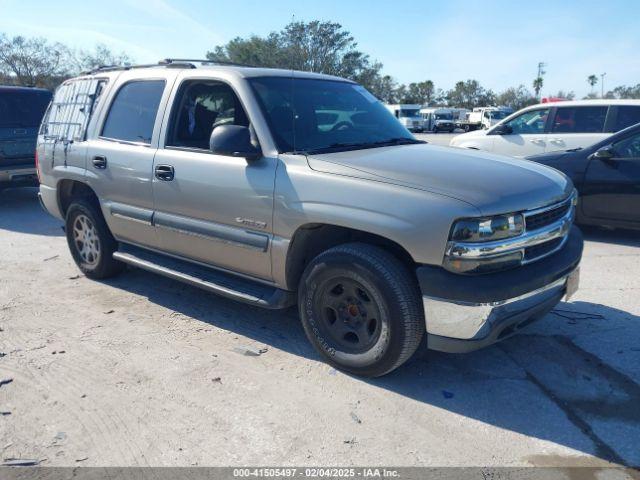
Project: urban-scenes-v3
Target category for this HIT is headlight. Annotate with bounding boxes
[445,213,525,274]
[450,213,524,243]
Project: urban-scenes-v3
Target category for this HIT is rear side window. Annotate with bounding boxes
[613,106,640,132]
[551,106,607,133]
[101,80,165,144]
[0,90,51,128]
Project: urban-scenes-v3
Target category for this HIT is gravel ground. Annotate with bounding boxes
[1,187,639,467]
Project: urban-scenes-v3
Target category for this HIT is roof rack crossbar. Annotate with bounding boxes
[80,58,253,75]
[160,58,251,67]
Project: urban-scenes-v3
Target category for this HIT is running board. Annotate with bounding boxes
[113,244,295,309]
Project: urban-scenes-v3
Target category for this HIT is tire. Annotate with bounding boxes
[65,199,125,279]
[298,243,425,377]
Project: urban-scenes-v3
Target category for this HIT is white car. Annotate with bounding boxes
[450,100,640,157]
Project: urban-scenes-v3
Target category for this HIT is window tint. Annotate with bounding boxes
[167,80,249,150]
[613,132,640,158]
[613,106,640,132]
[551,106,607,133]
[504,108,550,135]
[0,89,51,128]
[102,80,165,144]
[43,79,107,141]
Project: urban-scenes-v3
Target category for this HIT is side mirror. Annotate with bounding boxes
[593,146,614,160]
[490,124,512,135]
[209,125,261,161]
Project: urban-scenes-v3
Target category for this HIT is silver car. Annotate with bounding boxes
[37,59,582,377]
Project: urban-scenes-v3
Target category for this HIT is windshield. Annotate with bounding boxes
[0,90,52,128]
[249,77,419,154]
[398,109,420,118]
[435,113,453,120]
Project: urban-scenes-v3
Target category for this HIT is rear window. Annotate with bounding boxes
[613,106,640,132]
[101,80,165,144]
[0,90,52,128]
[551,106,607,133]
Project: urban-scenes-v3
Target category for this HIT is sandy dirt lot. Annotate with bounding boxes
[1,187,639,467]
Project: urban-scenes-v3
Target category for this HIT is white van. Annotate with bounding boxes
[385,104,424,132]
[450,100,640,157]
[420,107,456,133]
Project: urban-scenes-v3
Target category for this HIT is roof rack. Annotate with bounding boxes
[82,58,252,75]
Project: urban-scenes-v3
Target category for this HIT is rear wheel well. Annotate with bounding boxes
[285,224,417,290]
[58,180,100,218]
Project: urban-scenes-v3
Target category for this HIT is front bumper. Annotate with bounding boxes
[418,225,583,353]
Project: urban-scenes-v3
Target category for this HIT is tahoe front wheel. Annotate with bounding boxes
[298,243,425,377]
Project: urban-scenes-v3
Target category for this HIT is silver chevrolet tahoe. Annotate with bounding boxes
[37,59,583,377]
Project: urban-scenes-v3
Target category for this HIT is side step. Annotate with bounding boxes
[113,244,295,309]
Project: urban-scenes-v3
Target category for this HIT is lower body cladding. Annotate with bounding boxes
[418,226,584,353]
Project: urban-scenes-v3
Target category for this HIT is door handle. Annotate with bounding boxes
[550,138,564,144]
[155,164,175,181]
[92,155,107,169]
[529,139,545,145]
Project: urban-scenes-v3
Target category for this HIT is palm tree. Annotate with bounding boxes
[533,77,544,98]
[587,74,598,94]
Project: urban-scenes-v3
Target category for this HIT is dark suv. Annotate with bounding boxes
[0,86,52,189]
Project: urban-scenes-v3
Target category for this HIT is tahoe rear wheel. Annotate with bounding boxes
[65,199,125,279]
[298,243,425,377]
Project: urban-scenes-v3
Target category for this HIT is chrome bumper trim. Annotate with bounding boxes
[423,272,574,341]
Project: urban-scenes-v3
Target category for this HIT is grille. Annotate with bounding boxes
[524,237,563,262]
[525,201,571,231]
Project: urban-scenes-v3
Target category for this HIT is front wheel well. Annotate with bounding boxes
[57,180,100,218]
[285,224,417,291]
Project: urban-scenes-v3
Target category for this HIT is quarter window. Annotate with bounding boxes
[166,80,249,150]
[504,108,550,135]
[551,106,607,133]
[101,80,165,144]
[43,79,106,141]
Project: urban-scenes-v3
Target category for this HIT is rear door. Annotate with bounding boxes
[490,107,550,157]
[0,89,51,169]
[546,105,609,152]
[582,130,640,225]
[85,71,178,249]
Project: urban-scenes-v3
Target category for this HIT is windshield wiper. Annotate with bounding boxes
[565,147,583,152]
[307,137,425,154]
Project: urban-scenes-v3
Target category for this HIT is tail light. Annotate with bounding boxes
[35,149,41,184]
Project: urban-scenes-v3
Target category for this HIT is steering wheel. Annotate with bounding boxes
[330,121,354,132]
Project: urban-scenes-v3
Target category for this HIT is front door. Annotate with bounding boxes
[151,78,276,281]
[491,107,550,157]
[582,131,640,225]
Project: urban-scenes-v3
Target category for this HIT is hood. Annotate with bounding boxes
[526,150,573,164]
[306,144,572,216]
[450,129,487,143]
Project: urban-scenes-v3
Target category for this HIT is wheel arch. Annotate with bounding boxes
[57,179,100,218]
[284,223,417,291]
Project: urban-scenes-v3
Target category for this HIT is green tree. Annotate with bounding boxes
[206,20,384,93]
[0,33,67,88]
[397,80,435,105]
[496,85,537,110]
[587,74,598,94]
[445,80,494,109]
[604,84,640,99]
[532,76,544,98]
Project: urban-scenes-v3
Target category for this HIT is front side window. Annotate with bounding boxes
[612,132,640,158]
[101,80,165,144]
[249,77,416,154]
[398,109,420,118]
[551,106,607,133]
[613,106,640,132]
[504,108,550,135]
[167,80,249,150]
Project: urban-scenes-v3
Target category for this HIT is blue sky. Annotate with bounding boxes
[2,0,639,97]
